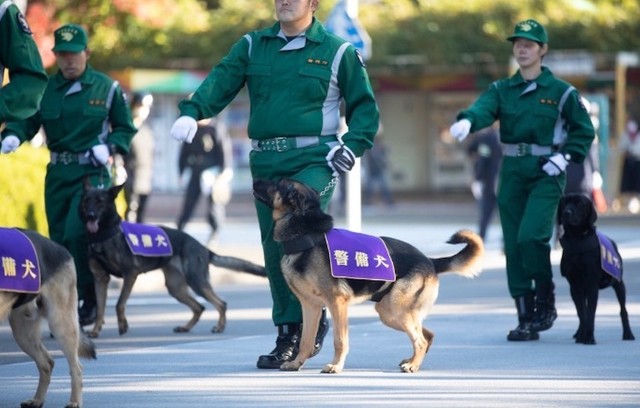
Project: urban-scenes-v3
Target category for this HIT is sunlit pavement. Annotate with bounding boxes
[1,195,639,407]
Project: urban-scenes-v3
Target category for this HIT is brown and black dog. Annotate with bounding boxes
[558,193,635,344]
[253,178,484,373]
[0,229,95,408]
[79,182,266,338]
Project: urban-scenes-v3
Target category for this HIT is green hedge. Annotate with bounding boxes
[0,144,49,235]
[0,145,128,236]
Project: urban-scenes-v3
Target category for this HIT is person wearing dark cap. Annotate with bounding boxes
[449,19,595,341]
[0,0,47,129]
[170,0,379,369]
[1,23,136,326]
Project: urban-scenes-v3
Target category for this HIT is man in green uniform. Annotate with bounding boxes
[0,0,47,127]
[1,24,136,325]
[171,0,379,368]
[450,19,595,341]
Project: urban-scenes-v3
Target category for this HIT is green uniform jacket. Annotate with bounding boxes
[179,17,379,157]
[0,0,47,123]
[3,65,135,154]
[457,67,594,162]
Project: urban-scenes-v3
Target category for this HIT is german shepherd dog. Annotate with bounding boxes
[79,182,266,338]
[558,193,635,344]
[253,178,484,373]
[0,229,96,408]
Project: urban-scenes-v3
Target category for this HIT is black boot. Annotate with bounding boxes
[531,281,557,332]
[78,285,97,327]
[256,324,300,369]
[310,308,329,357]
[507,294,539,341]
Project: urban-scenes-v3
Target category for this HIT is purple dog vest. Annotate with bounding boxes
[0,228,41,293]
[596,231,622,281]
[325,228,396,282]
[120,222,173,257]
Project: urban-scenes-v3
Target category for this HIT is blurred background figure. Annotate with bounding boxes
[466,125,502,241]
[176,117,233,245]
[363,125,394,208]
[564,97,604,208]
[617,119,640,214]
[124,91,155,223]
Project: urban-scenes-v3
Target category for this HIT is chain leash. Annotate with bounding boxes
[318,176,339,197]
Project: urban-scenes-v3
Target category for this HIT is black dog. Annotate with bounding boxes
[79,181,266,338]
[558,193,635,344]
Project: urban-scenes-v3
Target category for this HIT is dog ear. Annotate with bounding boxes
[587,197,598,226]
[109,183,125,199]
[557,197,566,225]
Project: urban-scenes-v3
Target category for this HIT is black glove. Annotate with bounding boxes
[326,145,356,176]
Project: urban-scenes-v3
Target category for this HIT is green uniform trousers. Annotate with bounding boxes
[249,142,336,326]
[497,156,565,298]
[44,162,111,299]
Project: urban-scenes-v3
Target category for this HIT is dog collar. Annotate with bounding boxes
[280,232,325,255]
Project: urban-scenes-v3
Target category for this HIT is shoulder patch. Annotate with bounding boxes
[16,11,32,35]
[355,49,365,67]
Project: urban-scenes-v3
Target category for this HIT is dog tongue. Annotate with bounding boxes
[86,220,99,234]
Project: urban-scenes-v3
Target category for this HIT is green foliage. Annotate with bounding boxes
[43,0,640,71]
[0,145,127,236]
[0,145,49,235]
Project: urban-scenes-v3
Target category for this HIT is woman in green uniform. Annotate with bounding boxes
[450,19,595,341]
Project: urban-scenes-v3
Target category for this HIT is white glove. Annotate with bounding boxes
[326,144,356,177]
[170,116,197,143]
[542,153,569,176]
[86,144,111,166]
[450,119,471,142]
[471,181,483,200]
[1,135,20,153]
[592,171,603,190]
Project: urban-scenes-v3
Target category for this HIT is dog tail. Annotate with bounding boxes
[432,229,484,278]
[208,251,267,277]
[78,333,97,360]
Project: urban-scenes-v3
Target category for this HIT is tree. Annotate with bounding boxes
[26,0,640,72]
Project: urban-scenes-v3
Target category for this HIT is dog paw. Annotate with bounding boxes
[86,330,100,339]
[280,361,303,371]
[20,398,44,408]
[64,403,81,408]
[211,325,224,333]
[173,326,190,333]
[623,333,635,341]
[400,362,420,373]
[118,323,129,336]
[321,363,342,374]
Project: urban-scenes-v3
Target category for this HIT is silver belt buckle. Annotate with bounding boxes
[59,152,75,164]
[274,137,289,152]
[516,143,530,157]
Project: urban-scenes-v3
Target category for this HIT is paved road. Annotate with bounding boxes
[1,199,639,407]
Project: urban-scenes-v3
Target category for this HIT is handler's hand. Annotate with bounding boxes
[170,116,197,143]
[326,144,356,177]
[542,153,569,176]
[87,144,111,166]
[450,119,471,142]
[1,135,20,154]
